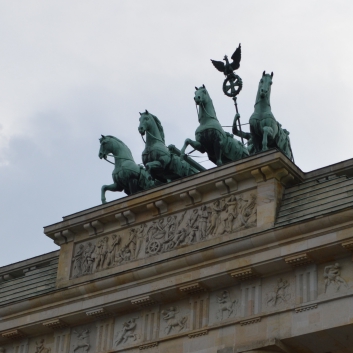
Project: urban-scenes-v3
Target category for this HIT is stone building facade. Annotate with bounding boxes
[1,150,353,353]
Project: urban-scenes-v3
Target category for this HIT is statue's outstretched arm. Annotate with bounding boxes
[232,114,251,140]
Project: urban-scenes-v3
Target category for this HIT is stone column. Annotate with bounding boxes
[189,293,209,330]
[12,339,29,353]
[142,307,160,342]
[295,264,318,304]
[240,278,262,316]
[53,329,71,353]
[95,318,114,353]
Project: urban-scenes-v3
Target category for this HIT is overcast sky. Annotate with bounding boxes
[1,1,353,267]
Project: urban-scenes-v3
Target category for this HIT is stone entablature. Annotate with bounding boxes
[70,190,257,279]
[44,151,302,289]
[1,253,353,352]
[3,151,353,353]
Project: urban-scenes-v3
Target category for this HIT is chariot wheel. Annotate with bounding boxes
[148,240,161,254]
[223,74,243,98]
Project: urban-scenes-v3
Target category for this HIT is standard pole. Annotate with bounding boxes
[232,96,244,145]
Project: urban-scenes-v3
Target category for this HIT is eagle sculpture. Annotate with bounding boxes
[211,44,241,76]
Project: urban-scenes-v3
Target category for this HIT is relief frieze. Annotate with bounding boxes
[114,317,140,347]
[323,263,348,293]
[266,278,291,307]
[71,329,90,353]
[216,290,239,320]
[71,191,257,278]
[160,306,188,337]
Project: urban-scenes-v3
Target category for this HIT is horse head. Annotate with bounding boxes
[138,110,165,143]
[99,135,134,161]
[99,135,110,159]
[194,84,209,106]
[257,71,273,101]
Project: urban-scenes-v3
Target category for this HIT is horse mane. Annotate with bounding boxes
[149,114,165,143]
[197,87,217,120]
[104,135,134,159]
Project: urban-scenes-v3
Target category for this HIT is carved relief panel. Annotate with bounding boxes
[28,337,53,353]
[159,299,189,338]
[69,324,96,353]
[113,314,142,349]
[318,258,352,298]
[71,191,257,278]
[262,274,295,311]
[208,287,240,325]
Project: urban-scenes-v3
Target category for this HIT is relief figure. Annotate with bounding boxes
[126,229,137,260]
[72,245,84,277]
[35,340,50,353]
[324,263,348,293]
[207,200,222,236]
[186,209,200,243]
[72,329,90,353]
[225,195,238,232]
[172,228,188,247]
[82,242,95,274]
[114,317,138,346]
[199,205,208,240]
[161,307,187,334]
[239,193,257,227]
[266,278,290,306]
[106,234,121,267]
[134,224,146,258]
[145,219,166,255]
[161,216,178,251]
[216,203,229,235]
[216,290,238,320]
[93,237,109,271]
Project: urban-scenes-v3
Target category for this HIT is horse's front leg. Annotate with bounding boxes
[262,126,274,152]
[180,138,205,159]
[101,183,121,204]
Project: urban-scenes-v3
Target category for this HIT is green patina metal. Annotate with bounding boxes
[96,45,295,202]
[211,43,243,99]
[138,110,205,183]
[180,85,249,166]
[98,135,155,203]
[232,72,293,161]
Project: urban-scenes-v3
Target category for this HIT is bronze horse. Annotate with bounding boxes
[233,72,293,160]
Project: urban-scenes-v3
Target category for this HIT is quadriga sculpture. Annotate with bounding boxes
[138,110,204,183]
[180,85,249,166]
[98,135,155,203]
[232,72,294,161]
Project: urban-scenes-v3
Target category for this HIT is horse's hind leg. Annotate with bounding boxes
[128,179,138,194]
[101,183,121,204]
[213,133,223,166]
[180,138,205,158]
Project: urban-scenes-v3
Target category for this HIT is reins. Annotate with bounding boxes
[104,154,135,165]
[142,129,195,156]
